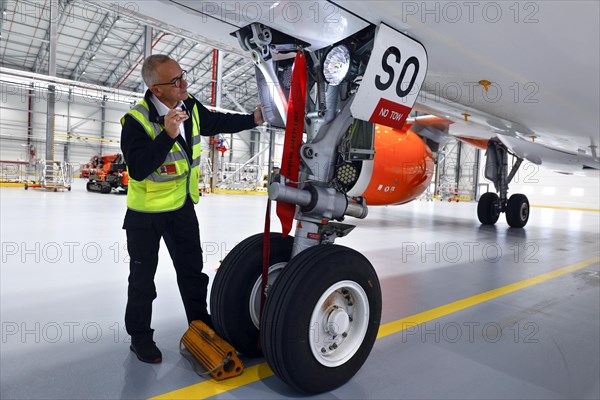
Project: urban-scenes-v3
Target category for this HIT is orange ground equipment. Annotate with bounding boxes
[180,321,244,381]
[85,154,128,194]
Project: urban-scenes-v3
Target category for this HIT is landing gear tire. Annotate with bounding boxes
[506,193,529,228]
[210,232,294,357]
[261,244,381,394]
[478,192,500,225]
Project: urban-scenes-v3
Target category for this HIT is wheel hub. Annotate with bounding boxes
[520,202,529,220]
[309,281,369,367]
[326,307,350,335]
[249,262,287,329]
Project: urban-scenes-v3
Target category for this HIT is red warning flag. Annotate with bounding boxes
[276,52,307,237]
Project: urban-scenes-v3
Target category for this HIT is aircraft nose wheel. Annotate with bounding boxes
[261,244,381,394]
[477,192,501,225]
[506,193,529,228]
[210,233,294,356]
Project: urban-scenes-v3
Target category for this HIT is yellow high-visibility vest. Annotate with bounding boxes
[121,98,201,212]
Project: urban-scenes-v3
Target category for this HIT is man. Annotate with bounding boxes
[120,54,263,363]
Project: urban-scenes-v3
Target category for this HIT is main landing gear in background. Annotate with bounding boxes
[478,139,530,228]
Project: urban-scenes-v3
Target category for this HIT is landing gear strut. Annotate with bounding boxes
[478,139,529,228]
[210,23,382,393]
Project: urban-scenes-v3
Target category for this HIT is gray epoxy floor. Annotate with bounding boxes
[1,180,599,400]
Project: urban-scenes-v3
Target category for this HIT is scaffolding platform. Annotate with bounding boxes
[25,160,75,192]
[0,160,30,185]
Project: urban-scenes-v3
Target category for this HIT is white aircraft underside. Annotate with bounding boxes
[101,0,600,173]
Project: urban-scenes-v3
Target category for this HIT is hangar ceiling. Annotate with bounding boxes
[0,0,259,111]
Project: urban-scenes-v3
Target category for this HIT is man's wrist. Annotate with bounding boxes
[161,129,178,141]
[253,106,265,125]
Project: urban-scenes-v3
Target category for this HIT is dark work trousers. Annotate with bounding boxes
[123,197,208,340]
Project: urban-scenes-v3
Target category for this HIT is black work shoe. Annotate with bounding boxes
[130,336,162,364]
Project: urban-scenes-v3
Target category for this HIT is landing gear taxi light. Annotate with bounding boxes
[323,44,353,86]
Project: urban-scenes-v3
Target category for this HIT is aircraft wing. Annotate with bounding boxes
[413,90,600,175]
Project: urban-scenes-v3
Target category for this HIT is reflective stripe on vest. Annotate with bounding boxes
[122,98,202,212]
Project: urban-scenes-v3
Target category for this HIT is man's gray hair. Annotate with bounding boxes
[141,54,174,87]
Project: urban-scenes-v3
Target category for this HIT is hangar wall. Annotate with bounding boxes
[0,83,256,171]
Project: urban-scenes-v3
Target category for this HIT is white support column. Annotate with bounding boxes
[64,88,72,162]
[142,26,152,90]
[144,26,152,57]
[100,96,106,155]
[45,0,58,161]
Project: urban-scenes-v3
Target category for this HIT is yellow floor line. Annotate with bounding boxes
[0,182,26,187]
[151,256,599,400]
[212,189,267,195]
[378,256,599,338]
[151,363,275,400]
[530,204,599,212]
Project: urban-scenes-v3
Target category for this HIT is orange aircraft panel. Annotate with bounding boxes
[361,124,435,206]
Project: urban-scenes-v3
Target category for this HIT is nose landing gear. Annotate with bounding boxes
[212,22,384,393]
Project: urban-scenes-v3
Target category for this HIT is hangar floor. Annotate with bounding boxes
[1,180,599,400]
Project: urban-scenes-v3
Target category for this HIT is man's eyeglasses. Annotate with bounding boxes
[154,71,187,88]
